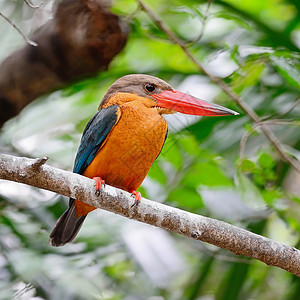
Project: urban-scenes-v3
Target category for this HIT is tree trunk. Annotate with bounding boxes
[0,0,128,126]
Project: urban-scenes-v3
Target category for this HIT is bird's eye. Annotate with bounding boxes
[145,83,156,93]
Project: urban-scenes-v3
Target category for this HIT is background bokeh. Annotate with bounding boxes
[0,0,300,299]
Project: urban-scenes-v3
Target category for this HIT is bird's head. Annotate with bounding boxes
[100,74,239,116]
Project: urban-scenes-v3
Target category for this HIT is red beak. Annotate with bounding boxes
[152,90,239,116]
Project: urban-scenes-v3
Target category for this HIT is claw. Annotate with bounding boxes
[129,190,141,208]
[93,177,105,196]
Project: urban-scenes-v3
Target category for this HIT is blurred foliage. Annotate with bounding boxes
[0,0,300,299]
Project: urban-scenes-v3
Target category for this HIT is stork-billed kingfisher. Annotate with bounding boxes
[50,74,238,246]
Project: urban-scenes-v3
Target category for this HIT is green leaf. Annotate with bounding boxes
[270,54,300,90]
[147,161,167,184]
[187,117,228,142]
[184,162,233,187]
[239,158,257,173]
[161,135,183,169]
[235,172,266,209]
[167,187,204,209]
[137,186,149,199]
[214,11,253,31]
[261,189,282,206]
[178,134,201,154]
[289,195,300,205]
[258,152,276,169]
[103,260,132,282]
[231,61,265,93]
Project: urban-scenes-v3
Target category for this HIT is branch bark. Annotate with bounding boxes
[0,0,128,126]
[0,153,299,277]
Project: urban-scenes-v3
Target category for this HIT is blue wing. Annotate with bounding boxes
[73,105,121,175]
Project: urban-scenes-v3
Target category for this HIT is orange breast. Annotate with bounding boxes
[83,100,168,192]
[75,95,168,217]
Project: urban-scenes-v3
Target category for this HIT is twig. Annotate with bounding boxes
[239,123,261,158]
[137,0,300,173]
[185,0,212,45]
[240,119,300,158]
[17,156,49,177]
[262,98,300,121]
[0,153,300,276]
[29,156,49,171]
[262,119,300,126]
[23,0,44,9]
[0,12,37,46]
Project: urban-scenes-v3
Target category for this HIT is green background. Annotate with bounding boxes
[0,0,300,299]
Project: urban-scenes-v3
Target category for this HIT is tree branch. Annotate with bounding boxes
[0,11,37,46]
[137,0,300,173]
[23,0,44,9]
[0,153,299,276]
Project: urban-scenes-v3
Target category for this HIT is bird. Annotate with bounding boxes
[49,74,238,246]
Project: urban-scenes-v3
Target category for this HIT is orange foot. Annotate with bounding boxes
[93,177,105,196]
[129,189,142,208]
